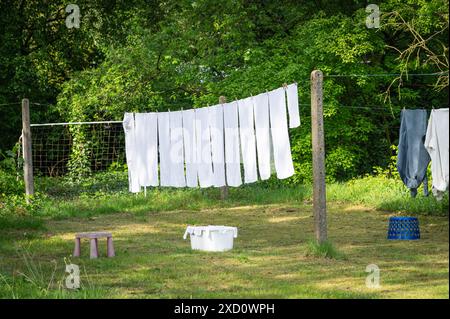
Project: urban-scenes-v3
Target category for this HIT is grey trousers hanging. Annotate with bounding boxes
[397,109,430,197]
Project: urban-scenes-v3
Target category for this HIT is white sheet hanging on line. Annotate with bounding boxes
[223,101,242,187]
[157,112,171,187]
[286,83,301,128]
[123,113,141,193]
[238,97,258,183]
[253,92,271,180]
[268,87,295,179]
[424,108,449,200]
[134,113,159,187]
[182,109,198,187]
[209,104,226,187]
[195,107,214,188]
[169,111,186,187]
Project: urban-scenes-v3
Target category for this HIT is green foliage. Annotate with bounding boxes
[0,169,23,197]
[0,0,448,183]
[0,168,45,231]
[0,194,45,231]
[67,125,92,181]
[108,161,128,172]
[327,175,448,215]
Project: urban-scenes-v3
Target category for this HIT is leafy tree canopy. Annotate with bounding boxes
[1,0,448,182]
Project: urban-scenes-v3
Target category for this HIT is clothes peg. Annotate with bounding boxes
[283,82,288,89]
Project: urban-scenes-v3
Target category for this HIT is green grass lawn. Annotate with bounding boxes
[0,175,448,298]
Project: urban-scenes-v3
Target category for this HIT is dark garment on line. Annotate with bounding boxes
[397,109,430,197]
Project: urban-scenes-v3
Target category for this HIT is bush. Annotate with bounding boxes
[0,169,24,197]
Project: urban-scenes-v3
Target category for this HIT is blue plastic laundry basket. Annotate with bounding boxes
[387,217,420,240]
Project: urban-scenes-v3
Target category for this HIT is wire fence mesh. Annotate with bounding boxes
[30,122,125,176]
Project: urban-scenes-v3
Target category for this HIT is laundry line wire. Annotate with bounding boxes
[30,102,54,106]
[0,101,56,107]
[30,104,399,126]
[323,71,448,78]
[299,103,399,112]
[0,101,21,107]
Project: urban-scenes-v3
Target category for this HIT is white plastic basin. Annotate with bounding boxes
[183,225,238,252]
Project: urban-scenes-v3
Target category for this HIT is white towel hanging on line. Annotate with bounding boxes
[238,97,258,184]
[223,101,242,187]
[158,112,171,187]
[253,92,272,180]
[169,110,186,187]
[123,113,141,193]
[134,113,159,187]
[286,83,301,128]
[268,87,295,179]
[182,109,199,187]
[209,104,227,187]
[195,107,215,188]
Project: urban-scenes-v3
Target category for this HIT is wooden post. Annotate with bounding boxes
[219,95,229,200]
[22,98,34,201]
[311,70,327,243]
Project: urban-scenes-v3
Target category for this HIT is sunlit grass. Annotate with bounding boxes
[0,200,447,298]
[0,174,448,298]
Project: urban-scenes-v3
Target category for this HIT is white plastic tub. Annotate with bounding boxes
[183,225,238,252]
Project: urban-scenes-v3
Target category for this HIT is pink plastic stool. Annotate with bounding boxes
[73,232,115,259]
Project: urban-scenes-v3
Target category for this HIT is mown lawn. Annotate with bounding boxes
[0,175,448,299]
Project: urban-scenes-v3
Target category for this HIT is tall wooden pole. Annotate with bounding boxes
[22,98,34,201]
[219,95,229,200]
[311,70,327,243]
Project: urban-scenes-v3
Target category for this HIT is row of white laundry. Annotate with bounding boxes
[123,84,301,192]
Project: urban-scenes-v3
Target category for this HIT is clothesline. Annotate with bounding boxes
[0,101,55,107]
[0,102,21,106]
[298,103,391,111]
[286,71,448,84]
[324,71,448,78]
[299,103,450,112]
[29,104,447,126]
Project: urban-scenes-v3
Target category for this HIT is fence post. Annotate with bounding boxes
[219,95,229,200]
[311,70,327,244]
[22,98,34,202]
